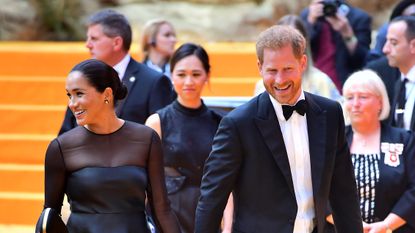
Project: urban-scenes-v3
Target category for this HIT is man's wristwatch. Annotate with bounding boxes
[343,35,357,44]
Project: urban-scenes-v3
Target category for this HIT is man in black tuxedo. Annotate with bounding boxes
[383,16,415,131]
[58,9,174,135]
[195,25,362,233]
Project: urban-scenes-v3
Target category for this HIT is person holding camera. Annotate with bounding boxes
[300,0,371,92]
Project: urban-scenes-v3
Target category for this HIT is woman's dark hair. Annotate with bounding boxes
[70,59,128,105]
[170,43,210,73]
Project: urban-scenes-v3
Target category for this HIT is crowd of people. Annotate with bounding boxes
[35,1,415,233]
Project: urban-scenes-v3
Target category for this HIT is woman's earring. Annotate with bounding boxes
[104,99,109,104]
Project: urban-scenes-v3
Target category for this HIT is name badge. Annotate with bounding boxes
[381,142,404,167]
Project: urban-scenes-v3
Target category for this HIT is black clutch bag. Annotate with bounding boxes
[35,208,68,233]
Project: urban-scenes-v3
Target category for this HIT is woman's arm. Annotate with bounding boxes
[145,113,162,138]
[35,139,67,232]
[146,132,181,233]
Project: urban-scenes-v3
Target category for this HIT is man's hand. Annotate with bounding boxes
[307,0,324,24]
[325,13,354,39]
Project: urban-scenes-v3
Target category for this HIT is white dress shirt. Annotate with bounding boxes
[397,66,415,130]
[269,91,316,233]
[113,54,131,81]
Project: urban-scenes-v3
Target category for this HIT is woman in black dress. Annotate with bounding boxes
[146,43,232,233]
[35,59,180,233]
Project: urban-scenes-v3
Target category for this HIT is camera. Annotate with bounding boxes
[322,0,341,17]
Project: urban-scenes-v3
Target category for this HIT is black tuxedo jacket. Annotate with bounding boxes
[346,124,415,232]
[195,92,362,233]
[58,58,174,135]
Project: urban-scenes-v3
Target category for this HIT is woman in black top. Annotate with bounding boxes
[146,43,232,233]
[35,59,180,233]
[338,69,415,233]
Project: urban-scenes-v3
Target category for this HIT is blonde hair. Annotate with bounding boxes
[342,69,390,122]
[141,19,175,57]
[256,25,306,64]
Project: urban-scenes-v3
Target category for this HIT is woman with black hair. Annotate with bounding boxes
[146,43,231,233]
[36,59,180,233]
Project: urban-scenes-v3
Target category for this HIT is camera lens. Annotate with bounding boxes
[323,1,338,17]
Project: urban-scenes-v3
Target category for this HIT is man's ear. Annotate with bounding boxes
[410,39,415,54]
[300,54,307,72]
[257,59,263,76]
[113,36,123,51]
[104,87,113,101]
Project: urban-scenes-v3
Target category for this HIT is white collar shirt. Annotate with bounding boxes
[113,54,131,81]
[269,91,315,233]
[400,66,415,130]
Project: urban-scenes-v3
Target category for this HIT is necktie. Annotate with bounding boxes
[282,99,308,120]
[396,78,408,128]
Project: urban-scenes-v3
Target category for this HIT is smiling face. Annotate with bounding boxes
[66,71,107,127]
[172,55,208,104]
[259,45,306,105]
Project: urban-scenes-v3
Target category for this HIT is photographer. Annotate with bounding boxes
[300,0,371,92]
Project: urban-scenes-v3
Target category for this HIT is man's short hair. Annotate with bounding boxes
[256,25,306,64]
[88,9,132,51]
[391,15,415,42]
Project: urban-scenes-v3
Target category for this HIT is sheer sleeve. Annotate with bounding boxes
[146,131,181,233]
[44,139,67,213]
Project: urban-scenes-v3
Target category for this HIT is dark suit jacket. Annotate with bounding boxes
[58,57,174,135]
[365,56,400,106]
[346,124,415,232]
[388,77,415,131]
[301,4,372,85]
[195,92,362,233]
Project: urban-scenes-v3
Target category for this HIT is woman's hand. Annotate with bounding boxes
[363,221,390,233]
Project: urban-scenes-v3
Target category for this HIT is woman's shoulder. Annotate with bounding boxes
[122,121,159,141]
[381,124,414,144]
[381,124,412,135]
[206,107,224,123]
[124,120,155,133]
[57,126,85,142]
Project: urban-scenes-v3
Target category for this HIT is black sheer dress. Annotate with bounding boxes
[157,100,222,233]
[37,121,180,233]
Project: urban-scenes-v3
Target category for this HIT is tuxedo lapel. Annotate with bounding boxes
[411,104,415,130]
[254,93,295,196]
[116,59,139,116]
[389,79,401,126]
[304,93,326,199]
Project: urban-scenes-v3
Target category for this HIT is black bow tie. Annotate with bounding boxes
[282,100,307,120]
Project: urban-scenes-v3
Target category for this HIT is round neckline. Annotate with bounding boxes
[173,99,207,116]
[82,120,127,136]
